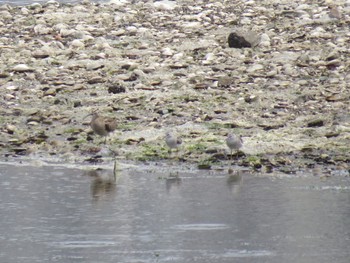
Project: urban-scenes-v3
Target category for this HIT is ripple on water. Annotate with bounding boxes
[291,185,350,191]
[51,240,117,248]
[220,249,274,258]
[172,223,229,231]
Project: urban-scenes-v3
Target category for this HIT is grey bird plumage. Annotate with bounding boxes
[165,132,182,150]
[226,133,243,159]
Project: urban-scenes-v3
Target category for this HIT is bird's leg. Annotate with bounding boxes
[228,149,232,167]
[168,149,172,159]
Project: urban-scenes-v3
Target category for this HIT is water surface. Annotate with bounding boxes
[0,163,349,263]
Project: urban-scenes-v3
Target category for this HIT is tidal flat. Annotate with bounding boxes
[0,0,349,175]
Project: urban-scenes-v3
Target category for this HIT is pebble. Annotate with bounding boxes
[12,64,34,72]
[70,39,85,49]
[228,30,260,48]
[153,0,178,10]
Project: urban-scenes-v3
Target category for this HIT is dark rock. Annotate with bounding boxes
[258,123,285,130]
[108,84,126,94]
[228,32,251,48]
[307,119,324,127]
[205,148,221,154]
[12,148,27,155]
[325,131,340,138]
[73,101,82,108]
[85,156,104,164]
[279,167,297,174]
[124,73,138,82]
[244,95,258,103]
[197,163,212,170]
[0,72,9,78]
[228,30,260,48]
[87,76,105,84]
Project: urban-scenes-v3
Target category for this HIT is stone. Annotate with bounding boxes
[228,30,260,48]
[12,64,34,72]
[307,119,324,127]
[107,84,126,94]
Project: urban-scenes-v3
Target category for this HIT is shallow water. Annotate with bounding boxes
[0,163,349,263]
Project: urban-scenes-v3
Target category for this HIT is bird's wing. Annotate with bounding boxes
[105,122,115,132]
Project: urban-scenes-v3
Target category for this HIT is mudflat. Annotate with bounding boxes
[0,0,349,175]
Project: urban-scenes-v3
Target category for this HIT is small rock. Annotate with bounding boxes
[4,94,16,100]
[60,28,76,37]
[228,30,260,48]
[169,63,188,69]
[247,64,264,73]
[12,64,34,72]
[325,94,345,102]
[34,24,52,35]
[244,94,258,103]
[5,124,16,134]
[0,10,12,19]
[73,101,82,108]
[161,47,174,57]
[32,50,50,59]
[107,83,126,94]
[28,3,42,10]
[325,131,340,138]
[259,33,271,47]
[0,72,10,78]
[280,167,297,175]
[43,88,56,96]
[87,76,105,84]
[153,0,177,10]
[197,163,212,170]
[307,119,324,127]
[70,39,85,49]
[86,61,104,71]
[46,0,60,6]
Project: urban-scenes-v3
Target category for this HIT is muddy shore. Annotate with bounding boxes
[0,0,349,175]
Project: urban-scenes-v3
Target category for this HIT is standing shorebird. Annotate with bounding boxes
[165,132,182,157]
[88,112,117,143]
[226,133,243,160]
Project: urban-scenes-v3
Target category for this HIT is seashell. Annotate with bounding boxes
[46,0,60,7]
[32,50,50,59]
[153,0,177,10]
[34,24,52,35]
[161,48,174,56]
[70,39,85,49]
[0,11,12,19]
[12,64,34,72]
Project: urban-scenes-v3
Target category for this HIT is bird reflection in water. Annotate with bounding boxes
[83,168,118,200]
[165,172,182,192]
[226,169,243,195]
